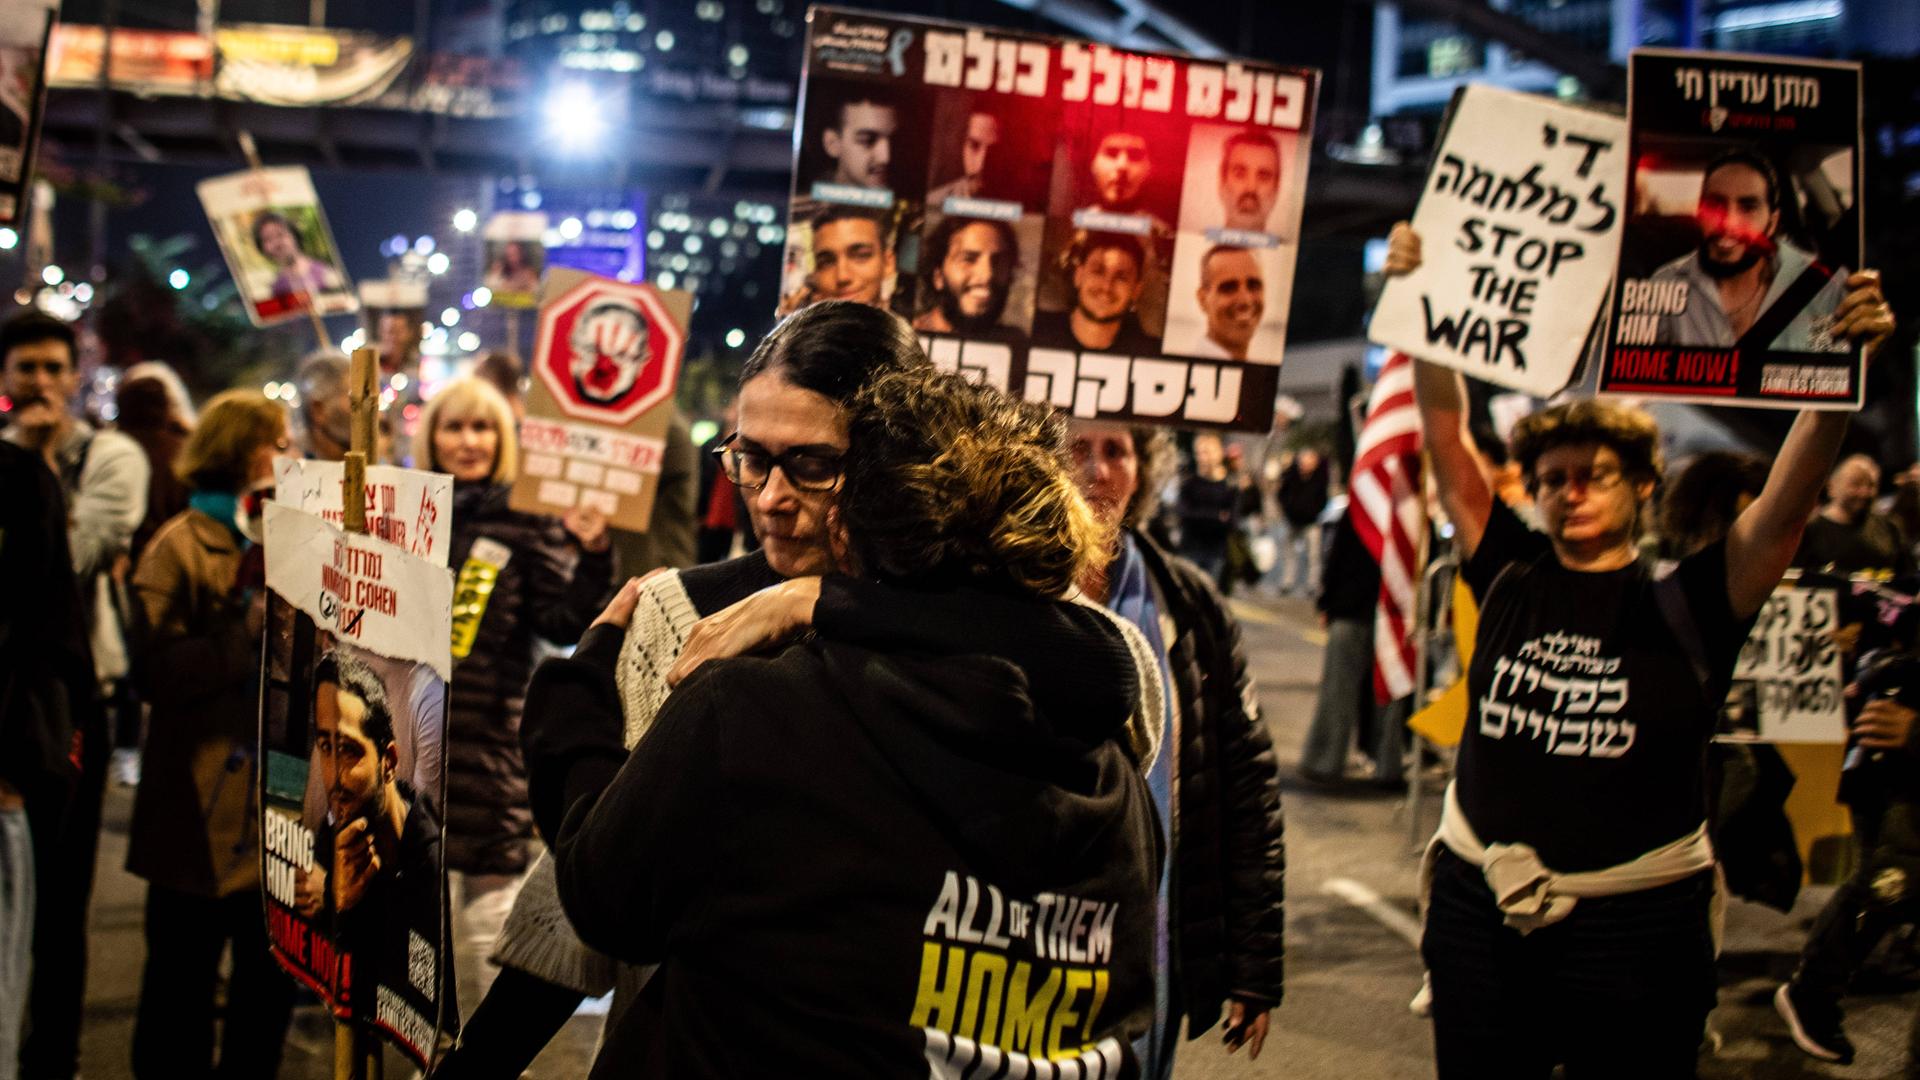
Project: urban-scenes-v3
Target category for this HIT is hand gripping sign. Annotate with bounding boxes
[511,268,691,531]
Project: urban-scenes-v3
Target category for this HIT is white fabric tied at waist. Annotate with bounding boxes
[1418,782,1727,954]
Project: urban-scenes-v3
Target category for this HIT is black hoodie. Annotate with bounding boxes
[523,581,1160,1077]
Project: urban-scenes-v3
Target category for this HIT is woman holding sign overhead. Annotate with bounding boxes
[1386,222,1894,1077]
[415,376,616,1015]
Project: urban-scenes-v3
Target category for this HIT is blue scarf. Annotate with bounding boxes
[1107,533,1177,1077]
[188,489,246,543]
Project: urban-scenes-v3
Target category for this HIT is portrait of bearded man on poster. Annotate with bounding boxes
[1647,148,1852,353]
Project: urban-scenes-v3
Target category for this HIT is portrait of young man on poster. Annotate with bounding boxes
[911,213,1031,341]
[1645,148,1853,353]
[812,87,901,192]
[309,650,452,1047]
[1031,231,1160,354]
[779,206,898,315]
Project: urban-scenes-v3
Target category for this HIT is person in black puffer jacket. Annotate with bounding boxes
[1067,419,1287,1073]
[418,376,615,1017]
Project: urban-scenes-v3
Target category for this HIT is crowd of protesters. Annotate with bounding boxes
[0,225,1911,1080]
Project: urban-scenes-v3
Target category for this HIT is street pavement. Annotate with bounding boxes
[72,592,1919,1078]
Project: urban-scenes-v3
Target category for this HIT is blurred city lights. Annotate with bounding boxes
[457,332,481,352]
[441,307,461,326]
[42,265,64,285]
[725,328,745,348]
[473,286,494,307]
[0,228,16,250]
[453,208,478,233]
[428,252,452,275]
[560,217,584,239]
[168,269,190,290]
[414,236,437,255]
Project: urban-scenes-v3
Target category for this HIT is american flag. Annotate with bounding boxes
[1348,351,1425,704]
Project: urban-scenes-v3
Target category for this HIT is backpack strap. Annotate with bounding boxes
[1652,561,1713,687]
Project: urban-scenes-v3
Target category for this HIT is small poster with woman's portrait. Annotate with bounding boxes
[197,165,358,327]
[481,210,547,309]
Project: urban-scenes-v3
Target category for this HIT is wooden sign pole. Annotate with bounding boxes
[332,346,381,1080]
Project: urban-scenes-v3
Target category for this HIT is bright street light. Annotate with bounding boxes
[453,208,478,233]
[544,82,609,154]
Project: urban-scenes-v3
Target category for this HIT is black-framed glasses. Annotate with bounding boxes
[712,433,845,493]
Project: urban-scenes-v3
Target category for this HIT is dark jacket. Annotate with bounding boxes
[444,481,613,876]
[525,581,1161,1077]
[1131,528,1287,1032]
[1317,510,1380,622]
[1277,460,1329,528]
[0,442,90,803]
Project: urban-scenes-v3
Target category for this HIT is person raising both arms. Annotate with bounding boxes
[1385,220,1894,1078]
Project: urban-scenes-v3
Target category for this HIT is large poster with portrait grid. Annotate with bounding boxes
[781,7,1319,432]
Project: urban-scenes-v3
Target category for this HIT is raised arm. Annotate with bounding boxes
[1724,271,1895,617]
[1387,222,1494,557]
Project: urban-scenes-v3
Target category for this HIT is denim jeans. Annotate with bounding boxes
[1263,519,1320,595]
[0,807,31,1080]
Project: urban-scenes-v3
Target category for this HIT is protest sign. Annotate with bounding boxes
[1601,49,1863,409]
[1369,86,1625,397]
[259,501,455,1066]
[198,165,358,326]
[0,0,55,228]
[509,267,687,531]
[274,458,453,566]
[482,210,547,309]
[782,7,1319,432]
[1730,580,1845,743]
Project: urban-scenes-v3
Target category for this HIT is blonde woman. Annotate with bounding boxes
[127,389,295,1076]
[415,376,614,1013]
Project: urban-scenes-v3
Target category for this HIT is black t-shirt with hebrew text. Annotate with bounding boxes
[1457,501,1756,873]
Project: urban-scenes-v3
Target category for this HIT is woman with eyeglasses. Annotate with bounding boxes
[125,390,298,1076]
[523,366,1161,1074]
[1386,222,1897,1076]
[412,376,615,1019]
[435,300,942,1079]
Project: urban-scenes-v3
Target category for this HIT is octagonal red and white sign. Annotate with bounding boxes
[532,277,685,427]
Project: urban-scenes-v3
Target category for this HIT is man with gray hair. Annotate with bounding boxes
[295,351,352,462]
[1794,453,1914,577]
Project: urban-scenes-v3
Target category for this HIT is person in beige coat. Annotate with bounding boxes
[125,390,296,1079]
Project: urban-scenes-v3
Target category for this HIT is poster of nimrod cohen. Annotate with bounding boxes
[783,7,1319,432]
[258,500,455,1066]
[1602,49,1863,409]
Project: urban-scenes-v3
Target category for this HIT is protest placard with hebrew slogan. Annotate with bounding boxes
[1370,86,1625,398]
[259,502,455,1066]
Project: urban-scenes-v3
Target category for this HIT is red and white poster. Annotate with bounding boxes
[259,501,455,1067]
[509,267,689,531]
[782,7,1319,432]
